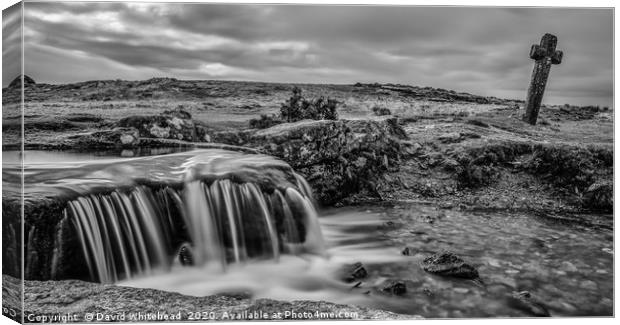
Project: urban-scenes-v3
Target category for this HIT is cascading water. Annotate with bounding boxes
[63,173,323,284]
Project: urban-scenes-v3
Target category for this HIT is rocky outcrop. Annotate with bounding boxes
[212,117,407,205]
[117,108,210,142]
[5,150,308,281]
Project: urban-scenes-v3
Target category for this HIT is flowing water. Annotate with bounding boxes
[121,205,613,317]
[4,150,614,318]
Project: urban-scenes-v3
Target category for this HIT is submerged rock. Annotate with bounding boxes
[382,281,407,296]
[177,243,194,266]
[401,247,414,256]
[420,251,479,279]
[343,262,368,283]
[508,291,550,317]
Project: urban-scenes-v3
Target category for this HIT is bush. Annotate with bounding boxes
[372,105,392,116]
[280,87,339,122]
[249,114,282,129]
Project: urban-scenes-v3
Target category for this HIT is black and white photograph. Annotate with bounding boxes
[1,0,615,322]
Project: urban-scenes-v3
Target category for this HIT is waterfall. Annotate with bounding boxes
[62,173,323,284]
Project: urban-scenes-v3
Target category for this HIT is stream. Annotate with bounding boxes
[3,149,614,318]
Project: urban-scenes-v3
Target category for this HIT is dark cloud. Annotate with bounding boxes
[16,2,614,107]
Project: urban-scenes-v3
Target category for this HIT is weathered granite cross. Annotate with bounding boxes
[522,33,563,125]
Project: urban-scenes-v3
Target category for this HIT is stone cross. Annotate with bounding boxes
[522,33,563,125]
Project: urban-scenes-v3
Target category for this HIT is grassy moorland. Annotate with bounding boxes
[2,77,613,218]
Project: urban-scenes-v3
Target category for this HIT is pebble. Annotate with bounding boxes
[580,280,598,291]
[486,258,501,267]
[453,287,469,294]
[494,276,517,288]
[560,261,578,272]
[559,302,577,313]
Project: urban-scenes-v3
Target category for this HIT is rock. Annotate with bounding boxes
[177,243,194,266]
[420,251,479,279]
[584,180,612,212]
[8,150,305,281]
[401,247,414,256]
[441,158,461,171]
[579,280,598,291]
[559,261,578,272]
[382,281,407,296]
[453,287,469,294]
[8,275,413,321]
[344,262,368,283]
[70,127,140,148]
[117,108,203,142]
[508,291,550,317]
[465,119,490,128]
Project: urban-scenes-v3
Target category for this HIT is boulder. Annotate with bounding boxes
[420,251,479,279]
[508,291,550,317]
[117,108,204,142]
[584,180,612,212]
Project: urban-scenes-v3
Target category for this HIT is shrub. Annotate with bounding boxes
[280,87,339,122]
[372,105,392,116]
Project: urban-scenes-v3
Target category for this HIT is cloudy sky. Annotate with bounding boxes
[3,1,614,106]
